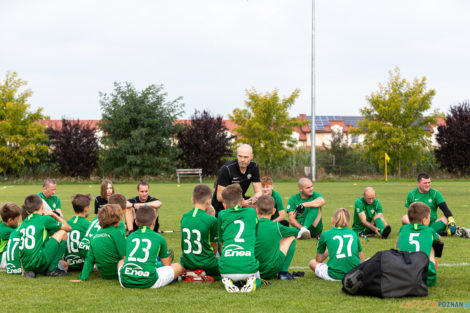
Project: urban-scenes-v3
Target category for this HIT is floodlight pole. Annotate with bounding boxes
[310,0,316,181]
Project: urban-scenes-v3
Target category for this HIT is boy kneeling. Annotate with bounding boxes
[118,206,183,289]
[398,201,441,287]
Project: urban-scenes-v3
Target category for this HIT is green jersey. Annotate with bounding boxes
[218,206,259,275]
[64,216,90,269]
[37,192,61,211]
[180,208,218,272]
[0,222,17,254]
[119,226,170,288]
[255,218,298,277]
[352,197,383,232]
[79,225,126,280]
[5,229,22,275]
[79,217,125,253]
[398,223,439,257]
[271,190,285,220]
[18,213,62,272]
[287,192,323,226]
[317,227,362,280]
[405,188,445,223]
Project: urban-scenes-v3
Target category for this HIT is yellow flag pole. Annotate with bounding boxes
[385,154,388,182]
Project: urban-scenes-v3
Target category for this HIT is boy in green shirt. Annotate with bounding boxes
[64,194,91,270]
[118,206,183,289]
[180,184,220,279]
[255,195,299,280]
[218,184,260,293]
[352,187,391,239]
[287,177,325,239]
[0,203,21,269]
[19,194,72,278]
[78,204,126,281]
[4,207,29,275]
[398,201,441,286]
[309,208,364,281]
[260,176,288,226]
[78,194,126,256]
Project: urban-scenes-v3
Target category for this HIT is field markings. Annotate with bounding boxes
[290,263,470,270]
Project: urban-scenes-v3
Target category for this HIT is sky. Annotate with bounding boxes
[1,0,469,120]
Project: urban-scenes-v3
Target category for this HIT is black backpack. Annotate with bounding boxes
[342,249,429,298]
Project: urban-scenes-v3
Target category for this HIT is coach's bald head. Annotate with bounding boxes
[363,187,375,204]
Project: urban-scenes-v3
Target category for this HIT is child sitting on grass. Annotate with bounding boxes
[19,194,72,278]
[255,195,299,280]
[180,184,220,280]
[78,204,126,281]
[309,208,364,281]
[398,201,441,287]
[118,205,183,289]
[0,203,21,270]
[64,194,91,270]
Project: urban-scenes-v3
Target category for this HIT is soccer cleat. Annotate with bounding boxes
[381,225,391,239]
[458,227,470,238]
[295,204,305,215]
[277,271,296,280]
[297,227,311,240]
[222,278,239,293]
[240,275,256,293]
[24,271,36,278]
[292,271,305,277]
[45,269,71,277]
[260,278,272,286]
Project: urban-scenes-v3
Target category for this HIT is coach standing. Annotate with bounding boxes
[212,144,262,216]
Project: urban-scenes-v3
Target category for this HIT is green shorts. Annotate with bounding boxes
[25,237,60,273]
[427,261,437,287]
[260,252,285,280]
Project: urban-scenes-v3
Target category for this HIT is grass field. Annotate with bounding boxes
[0,180,469,313]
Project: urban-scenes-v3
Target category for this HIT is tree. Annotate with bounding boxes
[229,88,305,171]
[434,101,470,175]
[323,129,355,175]
[353,68,438,176]
[99,82,184,178]
[46,119,99,177]
[0,71,48,177]
[177,110,233,175]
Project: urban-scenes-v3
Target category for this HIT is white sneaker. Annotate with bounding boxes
[240,276,256,293]
[459,228,470,238]
[222,278,239,293]
[297,227,311,239]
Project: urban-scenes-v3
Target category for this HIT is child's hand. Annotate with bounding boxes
[69,280,83,283]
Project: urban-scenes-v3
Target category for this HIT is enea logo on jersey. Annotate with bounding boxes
[223,244,251,257]
[123,263,150,277]
[65,255,84,266]
[78,239,90,250]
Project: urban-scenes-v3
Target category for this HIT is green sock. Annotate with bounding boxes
[48,240,67,272]
[375,218,385,233]
[302,208,318,228]
[432,220,447,233]
[281,240,296,272]
[256,278,261,289]
[156,261,163,268]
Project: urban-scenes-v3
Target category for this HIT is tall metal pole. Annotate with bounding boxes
[310,0,316,181]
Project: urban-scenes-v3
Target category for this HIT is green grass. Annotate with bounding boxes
[1,181,469,313]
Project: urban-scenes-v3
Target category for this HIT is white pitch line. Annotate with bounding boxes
[290,263,470,270]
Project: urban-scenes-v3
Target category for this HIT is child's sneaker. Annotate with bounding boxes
[222,277,239,293]
[240,275,256,293]
[297,227,311,240]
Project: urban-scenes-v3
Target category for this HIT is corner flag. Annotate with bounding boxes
[384,153,390,182]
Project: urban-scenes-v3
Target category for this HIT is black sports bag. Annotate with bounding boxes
[342,249,429,298]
